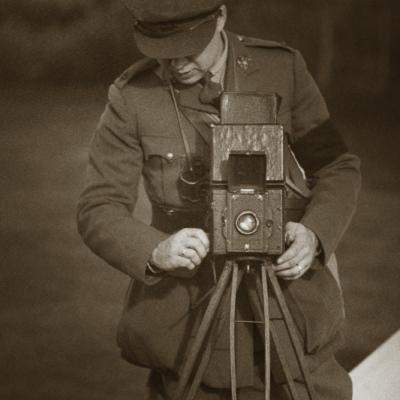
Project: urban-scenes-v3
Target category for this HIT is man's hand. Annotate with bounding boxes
[273,222,320,280]
[151,228,210,273]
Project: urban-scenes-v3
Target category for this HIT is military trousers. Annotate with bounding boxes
[146,356,352,400]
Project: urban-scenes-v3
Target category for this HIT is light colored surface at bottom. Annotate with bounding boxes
[350,330,400,400]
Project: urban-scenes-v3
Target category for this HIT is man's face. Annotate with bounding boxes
[157,9,226,85]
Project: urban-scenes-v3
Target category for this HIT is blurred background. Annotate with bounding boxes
[1,0,399,399]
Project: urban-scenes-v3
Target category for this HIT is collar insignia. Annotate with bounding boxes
[236,55,253,72]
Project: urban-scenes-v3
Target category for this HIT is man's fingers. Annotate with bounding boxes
[152,228,209,273]
[284,222,298,243]
[274,248,307,271]
[174,256,196,270]
[274,266,301,278]
[275,258,311,279]
[182,237,208,259]
[277,240,304,265]
[181,248,202,266]
[183,228,210,250]
[275,264,304,279]
[274,250,315,279]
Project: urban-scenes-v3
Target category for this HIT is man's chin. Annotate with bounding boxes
[173,73,202,85]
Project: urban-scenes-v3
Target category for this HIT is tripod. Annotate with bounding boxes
[173,257,316,400]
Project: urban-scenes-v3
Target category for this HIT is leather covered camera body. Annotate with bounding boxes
[210,92,286,256]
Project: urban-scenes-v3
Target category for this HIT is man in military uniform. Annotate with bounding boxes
[77,1,361,399]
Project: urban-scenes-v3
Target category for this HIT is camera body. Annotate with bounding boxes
[210,93,286,256]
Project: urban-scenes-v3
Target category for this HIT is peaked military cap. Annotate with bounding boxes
[122,0,225,59]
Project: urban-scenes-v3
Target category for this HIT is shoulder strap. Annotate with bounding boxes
[239,35,294,52]
[114,58,158,89]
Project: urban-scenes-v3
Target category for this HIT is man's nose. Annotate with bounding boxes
[169,57,189,70]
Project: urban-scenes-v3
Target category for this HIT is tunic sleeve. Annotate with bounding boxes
[290,50,361,263]
[76,84,169,283]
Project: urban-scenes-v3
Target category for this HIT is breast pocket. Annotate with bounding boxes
[140,136,186,205]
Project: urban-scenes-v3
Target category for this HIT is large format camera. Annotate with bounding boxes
[210,92,285,256]
[175,93,315,400]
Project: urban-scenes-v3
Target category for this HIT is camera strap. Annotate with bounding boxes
[168,82,195,172]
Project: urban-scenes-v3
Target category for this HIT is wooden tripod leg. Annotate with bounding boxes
[245,273,270,400]
[269,322,300,400]
[187,264,244,400]
[255,263,299,400]
[253,266,299,400]
[266,268,317,400]
[173,262,233,400]
[185,315,216,400]
[229,262,239,400]
[260,263,271,400]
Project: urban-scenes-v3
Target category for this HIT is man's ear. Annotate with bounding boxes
[216,5,227,32]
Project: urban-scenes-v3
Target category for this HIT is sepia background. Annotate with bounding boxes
[1,1,399,399]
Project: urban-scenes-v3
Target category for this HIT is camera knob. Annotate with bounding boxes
[265,219,274,228]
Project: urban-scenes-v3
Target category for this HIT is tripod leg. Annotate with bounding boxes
[260,263,271,400]
[173,262,233,400]
[267,268,317,400]
[184,315,216,400]
[186,265,244,400]
[245,273,270,400]
[255,264,300,400]
[269,322,300,400]
[229,262,241,400]
[252,267,298,400]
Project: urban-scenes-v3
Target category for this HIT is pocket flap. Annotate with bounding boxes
[141,136,186,160]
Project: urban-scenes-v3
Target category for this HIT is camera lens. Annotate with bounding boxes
[235,211,260,235]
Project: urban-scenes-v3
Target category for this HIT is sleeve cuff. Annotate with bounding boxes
[144,260,166,285]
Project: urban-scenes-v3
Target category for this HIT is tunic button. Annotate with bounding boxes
[166,209,175,216]
[166,152,174,161]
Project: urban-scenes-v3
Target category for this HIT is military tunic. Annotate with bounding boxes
[77,31,361,398]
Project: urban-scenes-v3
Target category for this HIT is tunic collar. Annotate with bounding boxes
[208,30,229,86]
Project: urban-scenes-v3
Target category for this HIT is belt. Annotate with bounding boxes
[151,204,209,234]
